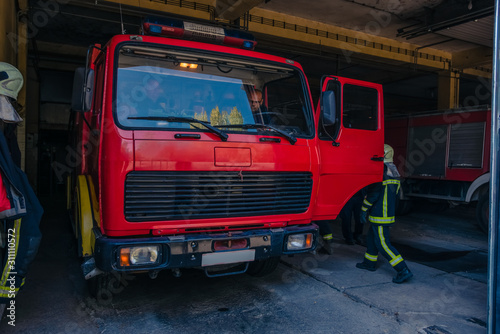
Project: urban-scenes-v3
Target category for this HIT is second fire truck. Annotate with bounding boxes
[386,106,491,232]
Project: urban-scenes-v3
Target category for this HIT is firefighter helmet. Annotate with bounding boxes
[384,144,394,163]
[0,62,24,100]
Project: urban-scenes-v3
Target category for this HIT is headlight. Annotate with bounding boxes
[286,233,313,251]
[119,246,160,267]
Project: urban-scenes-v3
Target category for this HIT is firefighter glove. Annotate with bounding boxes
[360,211,368,224]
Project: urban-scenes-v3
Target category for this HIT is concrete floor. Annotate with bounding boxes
[0,197,488,333]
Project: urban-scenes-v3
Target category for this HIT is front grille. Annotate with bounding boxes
[125,171,313,221]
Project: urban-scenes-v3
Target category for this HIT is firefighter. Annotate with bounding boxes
[247,89,269,124]
[0,62,43,306]
[355,144,413,284]
[316,221,335,255]
[339,189,365,245]
[0,62,23,166]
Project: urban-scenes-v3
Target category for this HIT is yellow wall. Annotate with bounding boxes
[438,71,460,110]
[106,0,213,20]
[0,1,17,64]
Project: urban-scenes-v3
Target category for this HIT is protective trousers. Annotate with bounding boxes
[339,191,364,241]
[364,223,406,272]
[317,220,334,241]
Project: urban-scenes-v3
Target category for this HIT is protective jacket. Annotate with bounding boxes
[0,128,43,302]
[361,163,400,225]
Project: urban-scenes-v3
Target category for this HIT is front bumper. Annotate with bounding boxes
[93,224,318,272]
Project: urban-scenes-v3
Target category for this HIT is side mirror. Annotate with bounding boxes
[71,67,94,112]
[321,90,337,125]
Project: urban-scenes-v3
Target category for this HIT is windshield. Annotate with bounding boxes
[114,44,313,137]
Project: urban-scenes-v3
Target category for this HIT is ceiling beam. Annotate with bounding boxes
[89,0,213,21]
[248,7,452,71]
[452,46,492,69]
[215,0,264,21]
[66,0,491,78]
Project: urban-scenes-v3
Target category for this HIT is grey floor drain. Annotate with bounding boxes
[467,317,487,327]
[422,326,453,334]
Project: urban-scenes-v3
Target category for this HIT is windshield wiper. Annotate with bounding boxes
[218,123,297,145]
[128,116,228,141]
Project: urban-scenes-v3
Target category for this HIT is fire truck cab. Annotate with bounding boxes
[70,17,384,297]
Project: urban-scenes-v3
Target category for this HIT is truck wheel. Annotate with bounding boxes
[246,257,280,277]
[476,192,489,234]
[88,273,122,303]
[88,273,106,298]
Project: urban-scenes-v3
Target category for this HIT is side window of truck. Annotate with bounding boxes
[93,57,106,120]
[342,84,378,131]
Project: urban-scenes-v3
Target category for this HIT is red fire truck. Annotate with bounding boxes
[385,106,491,232]
[70,16,384,297]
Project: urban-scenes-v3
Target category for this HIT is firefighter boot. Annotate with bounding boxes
[353,234,364,246]
[392,267,413,284]
[323,239,334,255]
[318,236,334,255]
[355,261,377,272]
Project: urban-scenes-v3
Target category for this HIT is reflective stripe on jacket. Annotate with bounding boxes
[361,164,400,225]
[0,127,43,303]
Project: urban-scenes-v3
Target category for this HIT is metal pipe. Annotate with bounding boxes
[398,7,494,39]
[487,1,500,332]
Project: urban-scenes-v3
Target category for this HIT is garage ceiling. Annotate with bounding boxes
[26,0,494,113]
[259,0,494,50]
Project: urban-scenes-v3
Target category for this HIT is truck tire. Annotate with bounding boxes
[246,257,280,277]
[476,192,489,234]
[88,273,123,303]
[88,273,107,299]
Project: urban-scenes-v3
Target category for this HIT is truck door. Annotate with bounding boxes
[312,76,384,220]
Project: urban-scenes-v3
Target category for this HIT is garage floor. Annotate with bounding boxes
[0,196,488,333]
[393,205,487,284]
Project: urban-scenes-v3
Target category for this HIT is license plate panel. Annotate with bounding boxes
[201,249,256,267]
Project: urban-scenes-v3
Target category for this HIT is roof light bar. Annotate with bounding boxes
[143,16,257,50]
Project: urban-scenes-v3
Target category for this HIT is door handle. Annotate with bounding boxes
[371,156,384,161]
